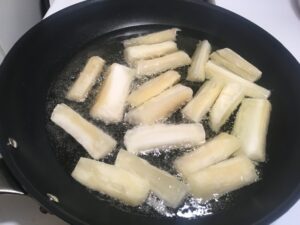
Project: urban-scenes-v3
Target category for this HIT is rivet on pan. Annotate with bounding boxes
[46,193,59,203]
[7,138,18,149]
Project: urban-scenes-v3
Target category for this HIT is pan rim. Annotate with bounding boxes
[0,0,300,224]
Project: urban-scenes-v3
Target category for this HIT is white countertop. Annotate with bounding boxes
[1,0,299,225]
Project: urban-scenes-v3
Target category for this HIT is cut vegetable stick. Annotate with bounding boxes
[174,133,240,177]
[90,63,135,123]
[115,150,188,208]
[124,41,178,66]
[123,28,180,47]
[187,40,211,82]
[187,156,258,201]
[209,83,244,132]
[124,123,205,154]
[210,53,257,82]
[211,48,262,81]
[72,157,150,206]
[135,51,191,77]
[66,56,105,102]
[126,84,193,124]
[182,79,223,122]
[232,98,271,162]
[51,104,117,159]
[205,61,270,99]
[127,70,181,107]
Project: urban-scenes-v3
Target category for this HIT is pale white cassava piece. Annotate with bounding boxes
[174,133,240,177]
[187,40,211,82]
[115,150,188,208]
[135,51,191,77]
[187,156,258,201]
[182,79,223,122]
[66,56,105,102]
[127,70,181,107]
[205,61,270,99]
[90,63,135,123]
[126,84,193,124]
[72,157,150,206]
[51,104,117,159]
[210,48,262,82]
[124,123,205,154]
[124,41,178,66]
[209,82,245,132]
[232,98,271,162]
[123,28,180,47]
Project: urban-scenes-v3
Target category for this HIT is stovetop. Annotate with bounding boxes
[0,1,299,225]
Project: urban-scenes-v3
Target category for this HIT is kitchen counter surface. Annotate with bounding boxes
[1,0,299,224]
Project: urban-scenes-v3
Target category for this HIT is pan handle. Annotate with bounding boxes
[0,158,25,195]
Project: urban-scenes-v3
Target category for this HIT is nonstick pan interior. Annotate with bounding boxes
[45,24,249,218]
[0,1,300,225]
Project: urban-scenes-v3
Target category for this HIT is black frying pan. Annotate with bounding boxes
[0,0,300,224]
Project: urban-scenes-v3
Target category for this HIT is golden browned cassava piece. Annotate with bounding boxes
[124,123,205,154]
[205,61,270,99]
[187,40,211,82]
[115,150,188,208]
[174,133,240,177]
[72,157,150,206]
[187,156,258,201]
[123,28,180,47]
[135,51,191,77]
[90,63,135,123]
[127,70,181,107]
[66,56,105,102]
[126,84,192,124]
[210,48,262,81]
[232,98,271,162]
[182,79,223,122]
[209,83,244,132]
[51,104,116,159]
[124,41,178,66]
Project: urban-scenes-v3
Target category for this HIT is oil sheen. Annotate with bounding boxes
[46,26,255,218]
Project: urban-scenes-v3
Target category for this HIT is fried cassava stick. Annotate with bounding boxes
[135,51,191,77]
[124,41,177,66]
[127,70,180,107]
[90,63,135,123]
[72,157,150,206]
[175,133,240,177]
[232,98,271,162]
[124,123,205,154]
[187,156,258,201]
[182,79,223,122]
[187,40,211,82]
[210,48,262,81]
[123,28,179,47]
[66,56,105,102]
[115,150,188,208]
[126,84,192,124]
[210,82,244,132]
[51,104,117,159]
[205,61,270,99]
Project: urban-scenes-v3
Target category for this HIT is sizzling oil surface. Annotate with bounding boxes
[46,26,256,218]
